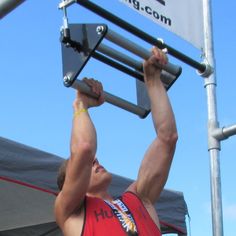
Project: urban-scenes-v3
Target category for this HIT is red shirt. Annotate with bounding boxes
[82,191,162,236]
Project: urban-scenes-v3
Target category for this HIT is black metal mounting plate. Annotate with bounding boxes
[61,23,107,87]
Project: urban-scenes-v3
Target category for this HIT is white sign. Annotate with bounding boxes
[120,0,204,50]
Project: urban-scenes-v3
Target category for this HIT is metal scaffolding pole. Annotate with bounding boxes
[202,0,223,235]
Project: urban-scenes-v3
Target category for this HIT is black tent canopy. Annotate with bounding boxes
[0,137,188,235]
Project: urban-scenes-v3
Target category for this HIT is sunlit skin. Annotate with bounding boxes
[87,158,113,201]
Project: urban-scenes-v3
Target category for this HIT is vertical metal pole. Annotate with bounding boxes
[202,0,224,235]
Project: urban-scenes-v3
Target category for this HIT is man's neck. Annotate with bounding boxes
[87,191,113,201]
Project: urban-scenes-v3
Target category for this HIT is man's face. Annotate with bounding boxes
[88,158,112,192]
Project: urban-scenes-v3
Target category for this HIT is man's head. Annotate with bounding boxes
[57,157,112,193]
[87,158,112,194]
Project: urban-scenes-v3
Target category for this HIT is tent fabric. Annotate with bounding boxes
[0,222,61,236]
[0,137,188,235]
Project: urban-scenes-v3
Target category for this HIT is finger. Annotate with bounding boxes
[151,46,156,55]
[82,77,89,83]
[163,52,168,65]
[162,51,168,65]
[156,49,167,66]
[93,80,101,95]
[98,92,105,104]
[91,81,98,95]
[151,47,163,67]
[154,47,165,66]
[97,82,104,99]
[86,78,97,90]
[83,77,93,87]
[97,80,103,92]
[152,46,160,58]
[89,79,103,97]
[159,50,165,65]
[97,83,104,98]
[82,78,96,95]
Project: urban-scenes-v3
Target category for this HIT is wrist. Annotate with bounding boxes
[74,108,88,118]
[73,100,88,112]
[144,76,160,88]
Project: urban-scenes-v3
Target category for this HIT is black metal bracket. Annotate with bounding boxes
[60,23,182,118]
[61,23,107,87]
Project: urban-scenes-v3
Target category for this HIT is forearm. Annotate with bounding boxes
[70,101,97,159]
[146,76,177,141]
[136,76,177,202]
[135,48,178,203]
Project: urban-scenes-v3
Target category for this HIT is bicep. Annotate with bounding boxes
[56,150,93,222]
[136,138,176,203]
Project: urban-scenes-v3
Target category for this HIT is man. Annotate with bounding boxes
[54,47,178,236]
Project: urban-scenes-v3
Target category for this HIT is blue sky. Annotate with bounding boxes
[1,0,236,235]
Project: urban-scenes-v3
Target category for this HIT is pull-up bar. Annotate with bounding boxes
[96,43,178,87]
[71,79,149,117]
[59,0,183,118]
[60,23,181,118]
[104,28,181,76]
[93,47,177,88]
[97,43,143,71]
[59,0,207,74]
